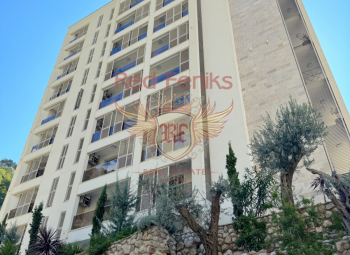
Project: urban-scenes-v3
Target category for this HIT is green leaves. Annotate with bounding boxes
[91,185,107,236]
[27,202,43,254]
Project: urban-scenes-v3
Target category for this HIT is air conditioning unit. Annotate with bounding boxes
[88,153,100,167]
[79,195,91,207]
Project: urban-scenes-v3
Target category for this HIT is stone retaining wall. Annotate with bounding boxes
[106,203,350,255]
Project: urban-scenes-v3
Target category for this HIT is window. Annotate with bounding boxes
[21,154,49,183]
[101,42,107,57]
[50,79,72,101]
[97,15,103,27]
[96,62,102,78]
[105,24,111,38]
[56,211,66,238]
[75,89,84,110]
[65,172,76,201]
[57,145,68,169]
[10,187,39,219]
[92,31,99,45]
[109,8,114,20]
[16,225,27,244]
[66,116,77,137]
[75,139,84,163]
[83,109,91,131]
[90,85,97,103]
[31,126,57,152]
[82,68,90,85]
[47,177,59,207]
[41,216,49,229]
[87,49,95,64]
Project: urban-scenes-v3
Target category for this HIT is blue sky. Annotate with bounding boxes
[0,0,349,163]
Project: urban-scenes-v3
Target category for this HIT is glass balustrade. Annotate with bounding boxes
[71,206,111,230]
[152,44,169,57]
[150,66,180,86]
[100,92,124,109]
[112,61,137,77]
[138,32,147,41]
[154,22,166,32]
[110,46,122,56]
[82,159,118,182]
[69,38,78,43]
[131,0,144,8]
[163,0,175,6]
[41,114,57,125]
[64,52,77,61]
[183,10,188,16]
[115,20,135,34]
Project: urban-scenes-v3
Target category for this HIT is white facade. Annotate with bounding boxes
[1,0,349,252]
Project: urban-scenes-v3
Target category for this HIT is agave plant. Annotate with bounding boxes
[27,227,64,255]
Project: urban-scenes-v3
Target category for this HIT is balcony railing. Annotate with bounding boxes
[112,61,137,77]
[71,206,111,230]
[100,92,123,109]
[150,66,180,86]
[21,168,45,183]
[138,32,147,41]
[115,20,135,34]
[64,52,77,61]
[92,118,137,143]
[183,10,188,16]
[110,46,122,56]
[163,0,175,6]
[131,0,144,8]
[41,114,57,125]
[57,70,73,80]
[152,44,169,57]
[82,159,118,182]
[49,87,70,101]
[32,137,55,152]
[69,38,78,43]
[154,22,166,32]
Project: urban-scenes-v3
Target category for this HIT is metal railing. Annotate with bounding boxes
[71,206,111,230]
[64,52,77,61]
[49,87,70,101]
[41,114,57,125]
[82,159,118,182]
[138,32,147,40]
[32,137,55,152]
[163,0,175,6]
[115,20,135,34]
[149,66,180,86]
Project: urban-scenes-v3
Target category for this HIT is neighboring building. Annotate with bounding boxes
[1,0,349,251]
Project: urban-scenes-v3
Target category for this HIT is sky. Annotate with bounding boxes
[0,0,349,163]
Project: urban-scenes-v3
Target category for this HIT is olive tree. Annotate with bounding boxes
[250,97,327,205]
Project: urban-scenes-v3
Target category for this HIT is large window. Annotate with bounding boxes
[57,145,69,170]
[97,15,103,27]
[47,177,59,207]
[64,172,76,201]
[21,155,49,183]
[74,89,84,110]
[75,139,84,163]
[83,109,91,131]
[136,160,192,211]
[56,211,66,238]
[8,187,39,219]
[87,49,95,64]
[92,31,99,45]
[82,68,90,85]
[66,116,77,137]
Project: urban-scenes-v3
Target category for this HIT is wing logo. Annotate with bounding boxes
[115,97,233,161]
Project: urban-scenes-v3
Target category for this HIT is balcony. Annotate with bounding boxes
[21,155,49,184]
[82,137,134,182]
[57,58,79,80]
[110,46,122,56]
[163,0,175,6]
[69,26,88,44]
[71,205,111,230]
[130,0,144,8]
[154,1,188,32]
[105,47,145,81]
[50,87,70,101]
[100,72,142,109]
[115,17,135,34]
[8,187,39,219]
[41,101,65,126]
[41,114,56,125]
[32,137,54,152]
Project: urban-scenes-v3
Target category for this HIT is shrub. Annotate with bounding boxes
[233,214,266,251]
[1,240,20,255]
[272,198,335,255]
[87,233,112,255]
[58,243,84,255]
[114,226,138,242]
[137,215,157,232]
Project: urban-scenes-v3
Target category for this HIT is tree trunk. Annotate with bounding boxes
[178,191,222,255]
[307,168,350,233]
[280,171,294,206]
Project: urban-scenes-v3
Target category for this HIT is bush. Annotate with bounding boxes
[1,240,20,255]
[233,214,267,251]
[58,243,84,255]
[272,198,335,255]
[137,215,157,232]
[114,226,138,242]
[87,233,112,255]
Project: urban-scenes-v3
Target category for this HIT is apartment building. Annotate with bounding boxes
[1,0,349,251]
